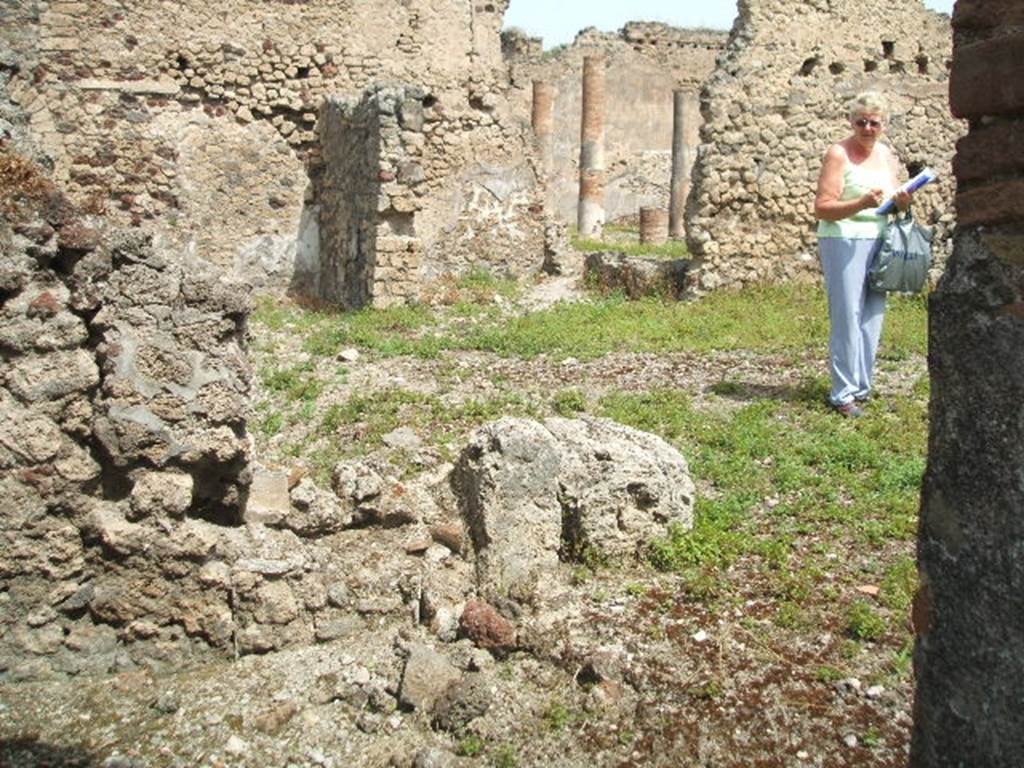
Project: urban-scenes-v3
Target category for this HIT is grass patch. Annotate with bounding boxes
[253,283,928,363]
[845,600,888,642]
[570,224,689,260]
[552,388,587,416]
[260,361,324,403]
[599,381,927,611]
[456,734,486,757]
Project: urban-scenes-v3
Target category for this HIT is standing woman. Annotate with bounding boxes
[814,91,912,417]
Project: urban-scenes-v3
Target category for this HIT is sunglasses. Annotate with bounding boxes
[854,118,883,129]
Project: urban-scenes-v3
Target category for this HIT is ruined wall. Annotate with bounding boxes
[0,136,257,678]
[912,0,1024,764]
[505,24,727,225]
[686,0,961,290]
[3,0,544,297]
[0,142,437,680]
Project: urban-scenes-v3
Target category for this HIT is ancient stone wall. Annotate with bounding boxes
[0,140,257,678]
[505,23,727,225]
[912,0,1024,763]
[686,0,961,290]
[3,0,544,298]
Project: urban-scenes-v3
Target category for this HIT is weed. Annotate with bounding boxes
[543,700,573,732]
[686,680,723,700]
[456,266,521,302]
[888,640,914,681]
[491,744,519,768]
[816,665,845,683]
[774,601,810,630]
[457,734,486,757]
[552,388,587,416]
[709,379,746,397]
[845,600,887,642]
[256,410,284,437]
[880,555,918,613]
[625,582,647,597]
[570,227,689,261]
[647,507,747,572]
[569,565,594,586]
[862,727,883,748]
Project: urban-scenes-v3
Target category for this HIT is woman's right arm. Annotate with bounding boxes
[814,145,883,221]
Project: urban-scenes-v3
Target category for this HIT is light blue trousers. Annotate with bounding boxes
[819,237,887,406]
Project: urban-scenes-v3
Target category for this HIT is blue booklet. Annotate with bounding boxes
[875,167,937,215]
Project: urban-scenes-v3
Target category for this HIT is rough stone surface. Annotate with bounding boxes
[686,0,961,291]
[431,673,493,732]
[0,146,262,681]
[458,600,517,655]
[399,644,462,713]
[452,416,695,599]
[912,4,1024,764]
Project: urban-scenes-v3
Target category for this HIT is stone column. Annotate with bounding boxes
[531,80,555,175]
[911,1,1024,765]
[669,90,700,239]
[639,207,668,245]
[577,55,606,237]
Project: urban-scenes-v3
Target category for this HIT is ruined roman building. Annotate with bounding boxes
[504,23,727,226]
[4,0,545,307]
[1,0,552,681]
[913,1,1024,764]
[686,0,961,290]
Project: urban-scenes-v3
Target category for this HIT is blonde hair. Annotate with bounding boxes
[848,91,889,120]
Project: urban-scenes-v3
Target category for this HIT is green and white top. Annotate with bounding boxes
[817,158,894,240]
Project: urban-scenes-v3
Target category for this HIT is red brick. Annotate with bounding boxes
[458,599,516,653]
[955,179,1024,227]
[950,36,1024,118]
[953,0,1024,31]
[953,120,1024,182]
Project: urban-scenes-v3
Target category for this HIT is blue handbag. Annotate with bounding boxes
[868,208,933,294]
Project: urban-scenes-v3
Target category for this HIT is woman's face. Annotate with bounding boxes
[851,112,884,144]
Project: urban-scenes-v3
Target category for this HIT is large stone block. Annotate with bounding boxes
[451,418,562,597]
[452,416,694,599]
[950,36,1024,118]
[955,179,1024,227]
[952,0,1024,31]
[953,120,1024,183]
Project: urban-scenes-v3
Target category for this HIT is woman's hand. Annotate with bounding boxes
[894,190,912,212]
[859,188,884,211]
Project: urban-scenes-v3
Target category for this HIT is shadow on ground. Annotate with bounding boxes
[706,378,827,405]
[1,739,96,768]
